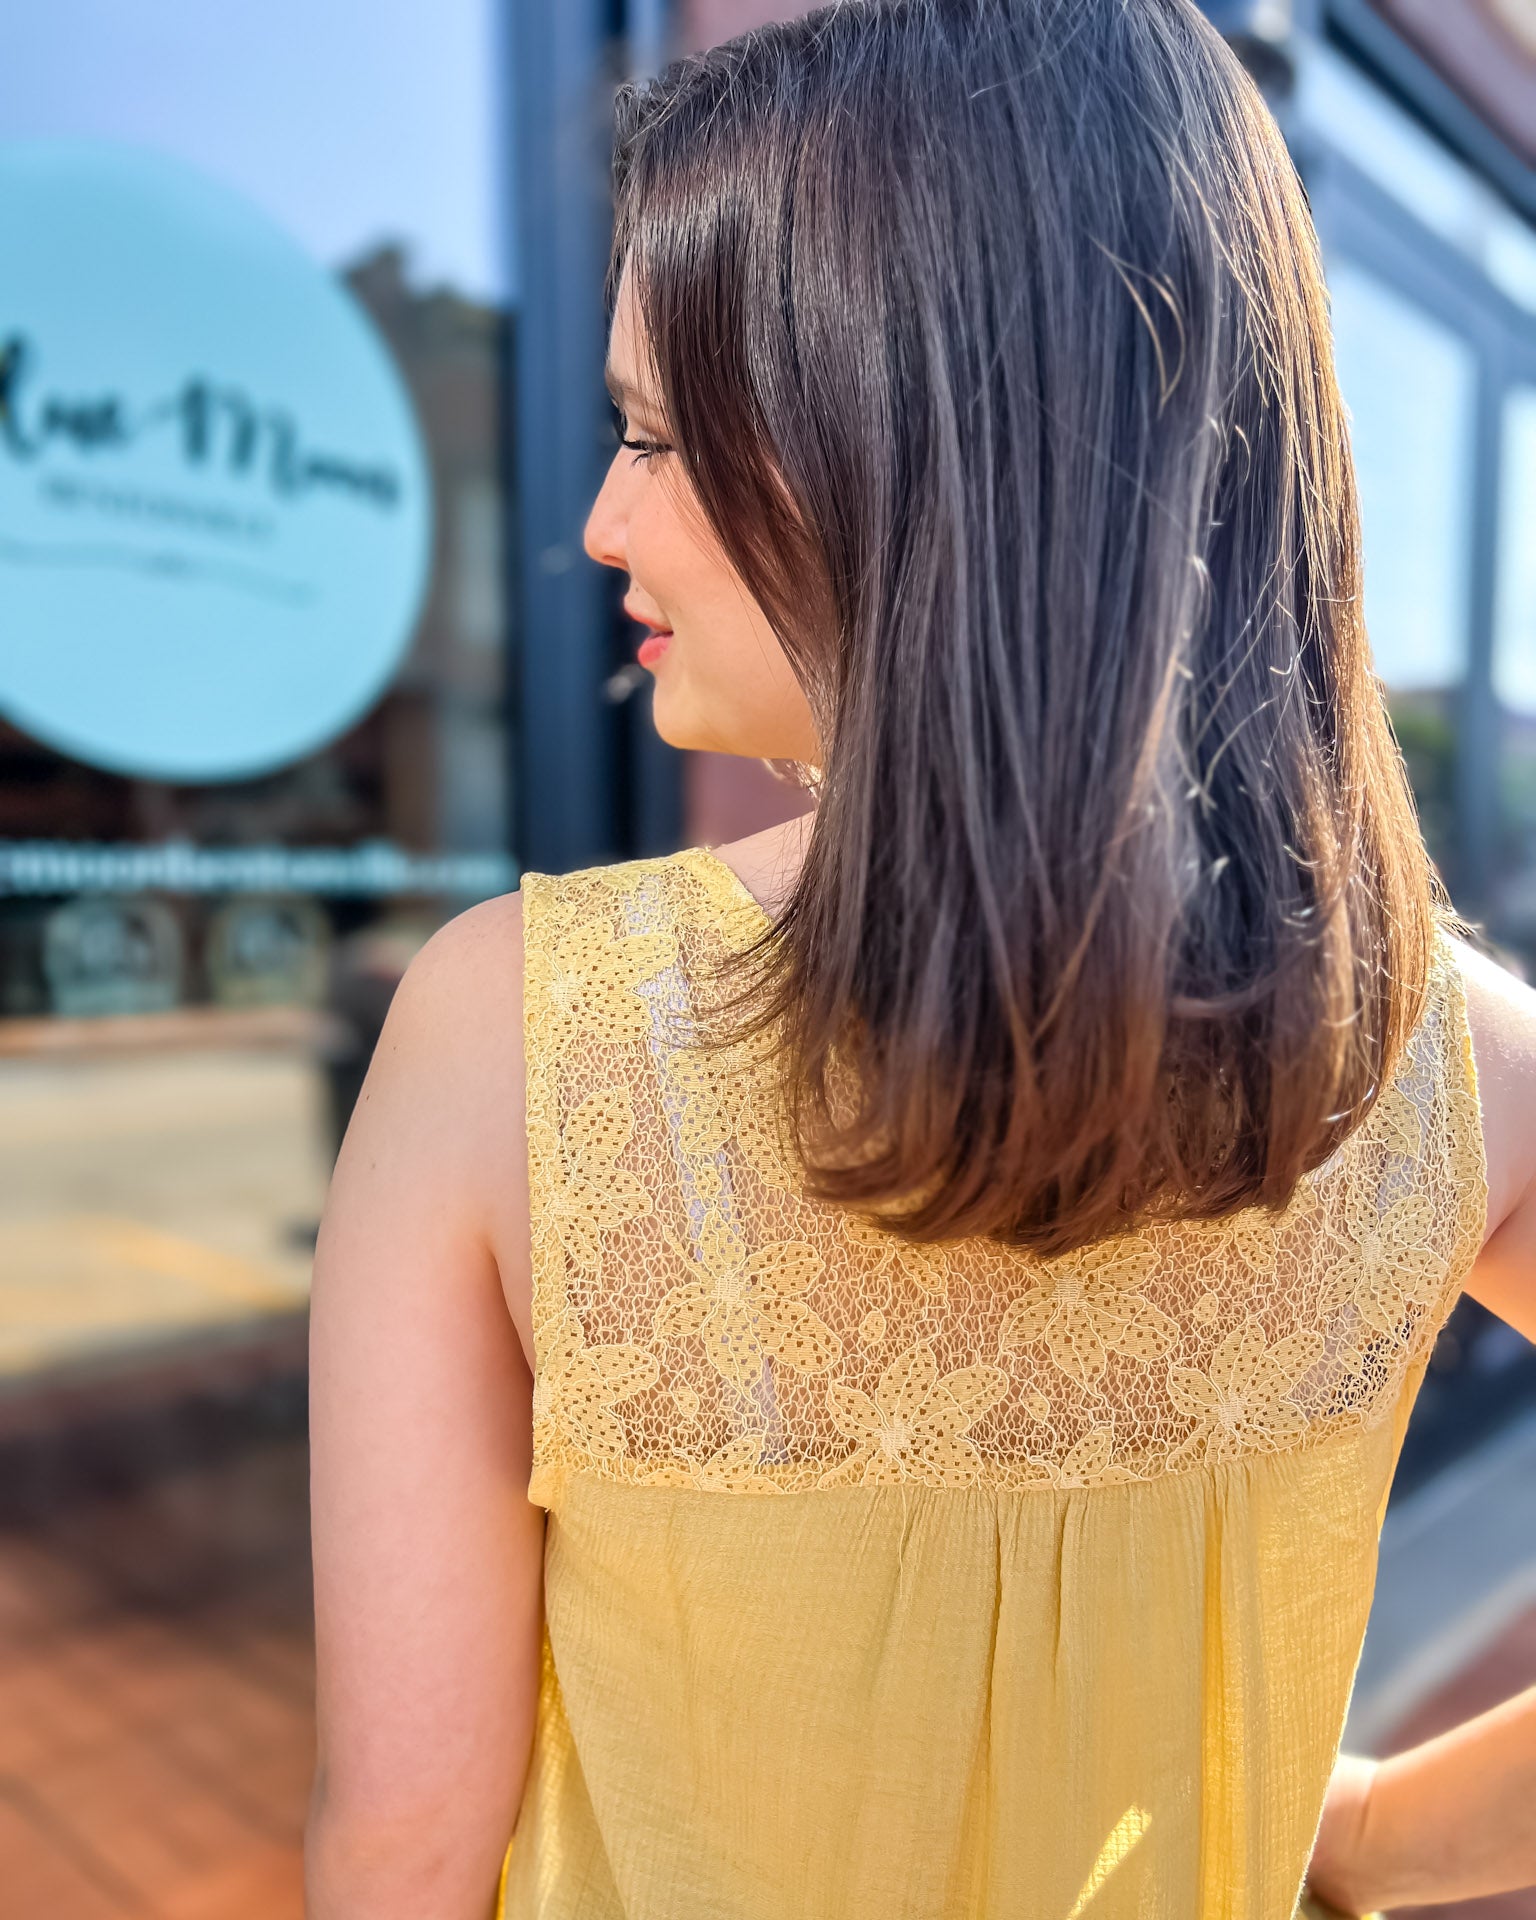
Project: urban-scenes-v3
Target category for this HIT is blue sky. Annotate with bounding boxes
[1,0,512,301]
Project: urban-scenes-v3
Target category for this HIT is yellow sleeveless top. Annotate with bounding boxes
[498,846,1486,1920]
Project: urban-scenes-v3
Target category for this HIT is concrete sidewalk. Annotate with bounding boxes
[0,1045,330,1392]
[0,1031,324,1918]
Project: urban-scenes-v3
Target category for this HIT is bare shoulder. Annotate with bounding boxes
[1446,932,1536,1257]
[397,886,525,999]
[368,888,533,1362]
[379,890,527,1120]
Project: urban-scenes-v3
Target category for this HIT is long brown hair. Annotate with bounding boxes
[610,0,1445,1257]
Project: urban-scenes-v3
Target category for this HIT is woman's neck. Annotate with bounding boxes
[706,805,814,918]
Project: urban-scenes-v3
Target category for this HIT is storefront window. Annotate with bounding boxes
[2,0,513,952]
[1,0,513,1375]
[1326,256,1478,875]
[1493,386,1536,956]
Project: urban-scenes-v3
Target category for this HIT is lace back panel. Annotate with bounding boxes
[522,848,1487,1506]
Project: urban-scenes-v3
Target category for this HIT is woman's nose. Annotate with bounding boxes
[583,460,626,571]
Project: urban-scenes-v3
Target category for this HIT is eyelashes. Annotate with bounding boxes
[609,400,673,466]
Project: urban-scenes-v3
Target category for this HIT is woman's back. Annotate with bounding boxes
[498,843,1486,1919]
[304,4,1536,1913]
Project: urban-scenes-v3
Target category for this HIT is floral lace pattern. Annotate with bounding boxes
[521,848,1487,1501]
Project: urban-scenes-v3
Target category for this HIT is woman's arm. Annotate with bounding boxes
[306,891,542,1920]
[1308,938,1536,1913]
[1309,1692,1536,1913]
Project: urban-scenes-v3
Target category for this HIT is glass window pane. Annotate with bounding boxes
[1493,386,1536,951]
[1327,256,1478,871]
[1329,259,1479,688]
[0,1,512,1370]
[1328,259,1482,875]
[1298,38,1536,317]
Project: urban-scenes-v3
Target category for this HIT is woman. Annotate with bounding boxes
[304,2,1536,1915]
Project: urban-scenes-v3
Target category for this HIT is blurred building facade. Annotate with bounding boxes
[1,0,1532,1469]
[0,2,526,1392]
[0,241,512,1026]
[2,16,1529,1915]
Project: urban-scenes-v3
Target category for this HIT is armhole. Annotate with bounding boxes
[1434,927,1491,1306]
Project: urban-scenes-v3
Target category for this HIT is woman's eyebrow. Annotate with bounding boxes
[604,363,662,411]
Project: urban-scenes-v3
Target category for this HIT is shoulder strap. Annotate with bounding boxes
[1310,925,1488,1338]
[1417,925,1489,1287]
[521,851,745,1504]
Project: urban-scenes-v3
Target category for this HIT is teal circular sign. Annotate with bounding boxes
[0,142,433,782]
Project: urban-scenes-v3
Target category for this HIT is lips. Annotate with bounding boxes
[625,601,672,666]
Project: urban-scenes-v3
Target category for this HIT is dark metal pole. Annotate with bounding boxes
[508,3,625,875]
[506,1,686,876]
[617,0,687,859]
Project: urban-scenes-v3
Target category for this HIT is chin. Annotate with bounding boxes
[649,684,812,761]
[648,689,704,752]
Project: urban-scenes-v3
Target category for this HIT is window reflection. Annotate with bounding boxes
[0,1,512,1378]
[1493,387,1536,956]
[2,0,513,1034]
[1326,257,1478,876]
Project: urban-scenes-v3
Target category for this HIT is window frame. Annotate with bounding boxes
[1306,139,1536,916]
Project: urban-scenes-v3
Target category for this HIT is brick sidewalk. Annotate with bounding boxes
[0,1434,313,1919]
